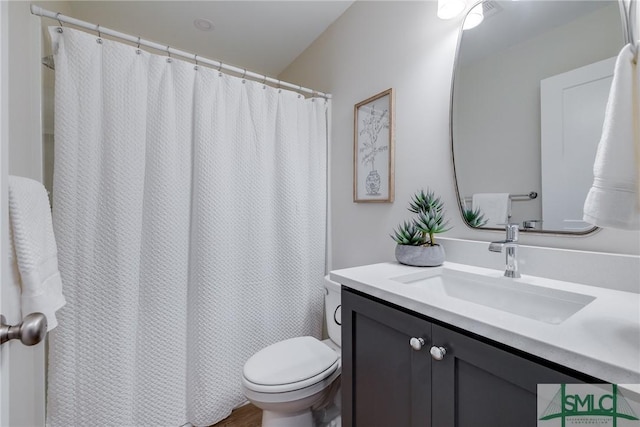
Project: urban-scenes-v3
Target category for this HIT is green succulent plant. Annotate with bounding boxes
[391,221,423,245]
[391,188,451,247]
[463,207,488,228]
[408,189,443,215]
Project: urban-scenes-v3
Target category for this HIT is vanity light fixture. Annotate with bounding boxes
[463,3,485,30]
[437,0,467,20]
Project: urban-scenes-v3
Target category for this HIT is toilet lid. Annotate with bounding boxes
[243,336,338,386]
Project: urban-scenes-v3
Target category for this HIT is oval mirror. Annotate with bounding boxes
[451,0,624,234]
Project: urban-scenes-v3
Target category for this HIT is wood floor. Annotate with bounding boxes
[210,403,262,427]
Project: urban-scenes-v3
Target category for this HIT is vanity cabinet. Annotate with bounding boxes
[342,288,592,427]
[341,287,432,427]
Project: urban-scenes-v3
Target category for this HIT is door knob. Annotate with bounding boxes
[410,337,425,351]
[0,313,47,346]
[430,345,447,361]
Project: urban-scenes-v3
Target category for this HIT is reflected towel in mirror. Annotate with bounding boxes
[472,193,510,228]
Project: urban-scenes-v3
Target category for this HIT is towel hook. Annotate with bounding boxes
[619,0,638,63]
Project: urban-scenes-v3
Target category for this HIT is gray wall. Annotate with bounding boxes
[279,1,640,270]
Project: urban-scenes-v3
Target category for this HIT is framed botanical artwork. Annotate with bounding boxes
[353,88,395,203]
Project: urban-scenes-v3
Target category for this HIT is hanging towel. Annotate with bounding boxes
[583,43,640,230]
[8,175,65,330]
[472,193,510,228]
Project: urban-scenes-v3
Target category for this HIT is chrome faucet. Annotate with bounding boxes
[489,223,521,278]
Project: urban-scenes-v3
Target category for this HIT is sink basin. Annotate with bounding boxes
[391,268,595,324]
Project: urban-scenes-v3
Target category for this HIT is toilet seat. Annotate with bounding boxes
[242,336,340,394]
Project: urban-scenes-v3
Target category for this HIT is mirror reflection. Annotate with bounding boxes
[452,0,623,233]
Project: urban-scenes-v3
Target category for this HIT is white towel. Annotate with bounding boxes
[8,176,65,330]
[472,193,510,228]
[583,43,640,230]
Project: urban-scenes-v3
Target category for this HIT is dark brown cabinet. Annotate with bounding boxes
[342,288,593,427]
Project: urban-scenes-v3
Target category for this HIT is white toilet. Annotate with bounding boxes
[241,276,342,427]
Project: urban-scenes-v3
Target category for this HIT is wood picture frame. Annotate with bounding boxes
[353,88,395,203]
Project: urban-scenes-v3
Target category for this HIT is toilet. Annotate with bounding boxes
[241,276,342,427]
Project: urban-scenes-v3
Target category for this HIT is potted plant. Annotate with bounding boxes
[391,189,451,267]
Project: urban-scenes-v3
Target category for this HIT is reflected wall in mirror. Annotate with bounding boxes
[451,0,623,234]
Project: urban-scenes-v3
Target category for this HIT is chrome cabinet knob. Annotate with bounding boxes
[430,345,447,361]
[410,337,425,351]
[0,313,47,346]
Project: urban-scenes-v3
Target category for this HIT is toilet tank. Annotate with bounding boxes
[324,276,341,347]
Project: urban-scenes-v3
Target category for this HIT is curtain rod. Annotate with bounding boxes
[30,4,331,99]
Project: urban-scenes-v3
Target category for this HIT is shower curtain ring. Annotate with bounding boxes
[96,25,103,44]
[166,46,172,63]
[242,69,247,83]
[262,74,267,89]
[55,12,64,32]
[298,85,303,98]
[194,54,199,70]
[218,61,223,76]
[135,36,142,55]
[277,80,282,93]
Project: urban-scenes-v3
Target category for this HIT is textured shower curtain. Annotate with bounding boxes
[46,28,327,427]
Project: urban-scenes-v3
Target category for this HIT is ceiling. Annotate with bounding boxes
[54,1,354,77]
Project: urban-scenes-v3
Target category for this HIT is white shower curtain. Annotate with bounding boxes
[46,27,327,427]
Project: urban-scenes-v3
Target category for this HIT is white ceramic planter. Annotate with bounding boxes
[395,244,445,267]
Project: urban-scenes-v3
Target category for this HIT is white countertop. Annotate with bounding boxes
[330,261,640,385]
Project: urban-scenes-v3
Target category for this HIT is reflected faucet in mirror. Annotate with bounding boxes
[489,223,521,278]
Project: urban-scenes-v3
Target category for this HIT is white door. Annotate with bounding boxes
[0,3,46,426]
[540,57,616,231]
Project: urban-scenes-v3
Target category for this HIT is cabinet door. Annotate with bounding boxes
[342,290,431,427]
[431,324,583,427]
